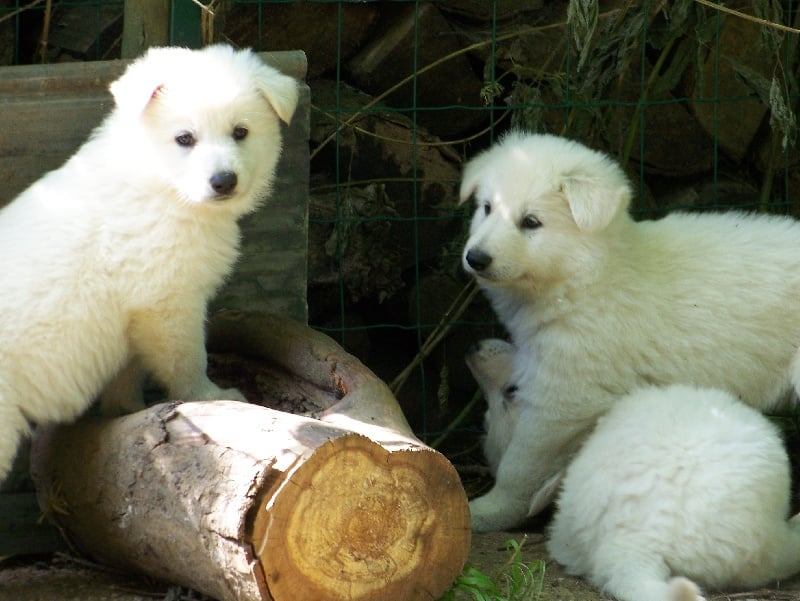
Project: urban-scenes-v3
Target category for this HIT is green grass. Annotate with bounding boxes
[438,537,545,601]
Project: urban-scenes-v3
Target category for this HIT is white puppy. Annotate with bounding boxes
[465,339,566,509]
[467,341,800,601]
[549,384,800,601]
[0,45,298,482]
[464,339,522,476]
[461,131,800,531]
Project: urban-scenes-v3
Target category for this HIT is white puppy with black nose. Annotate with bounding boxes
[0,44,298,482]
[461,131,800,532]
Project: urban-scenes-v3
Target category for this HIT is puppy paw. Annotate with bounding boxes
[217,386,247,402]
[469,492,528,532]
[667,577,705,601]
[181,378,247,402]
[195,385,247,403]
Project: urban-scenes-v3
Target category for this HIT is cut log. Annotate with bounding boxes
[205,310,416,432]
[30,312,470,601]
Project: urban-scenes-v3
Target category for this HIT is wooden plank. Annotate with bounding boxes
[0,50,310,323]
[121,0,170,59]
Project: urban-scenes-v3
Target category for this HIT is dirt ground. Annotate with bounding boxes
[3,527,800,601]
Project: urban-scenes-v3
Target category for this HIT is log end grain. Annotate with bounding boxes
[252,434,470,601]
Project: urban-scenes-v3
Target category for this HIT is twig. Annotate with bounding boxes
[429,387,484,449]
[53,552,128,576]
[693,0,800,34]
[37,0,52,64]
[312,104,512,149]
[712,592,800,600]
[0,0,45,25]
[310,9,625,162]
[389,280,479,396]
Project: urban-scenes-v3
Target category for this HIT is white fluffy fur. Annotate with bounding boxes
[460,132,800,531]
[467,340,800,601]
[0,45,298,482]
[550,384,800,601]
[464,339,521,477]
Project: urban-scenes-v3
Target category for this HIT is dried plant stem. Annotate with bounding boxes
[0,0,45,25]
[310,9,624,162]
[429,387,483,450]
[390,280,479,396]
[693,0,800,34]
[38,0,52,64]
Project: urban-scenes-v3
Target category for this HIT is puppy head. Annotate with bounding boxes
[465,338,520,476]
[109,44,299,212]
[460,132,632,292]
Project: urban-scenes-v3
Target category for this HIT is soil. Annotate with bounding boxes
[3,527,800,601]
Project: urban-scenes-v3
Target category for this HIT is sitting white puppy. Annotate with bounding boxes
[0,45,298,482]
[467,340,800,601]
[461,132,800,531]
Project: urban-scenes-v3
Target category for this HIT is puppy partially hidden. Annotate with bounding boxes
[0,45,298,482]
[464,339,521,477]
[461,132,800,531]
[468,339,800,601]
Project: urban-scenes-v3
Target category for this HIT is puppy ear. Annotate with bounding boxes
[255,65,299,125]
[561,168,631,232]
[109,47,182,115]
[459,151,494,204]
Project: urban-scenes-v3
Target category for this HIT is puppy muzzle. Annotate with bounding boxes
[465,247,492,272]
[210,171,238,197]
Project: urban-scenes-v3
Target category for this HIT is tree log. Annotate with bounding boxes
[205,310,416,432]
[30,312,470,601]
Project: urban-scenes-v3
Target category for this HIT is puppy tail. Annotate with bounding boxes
[666,577,705,601]
[762,515,800,582]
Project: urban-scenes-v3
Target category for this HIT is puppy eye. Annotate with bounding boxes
[503,384,518,400]
[482,202,491,216]
[175,132,196,148]
[521,215,542,230]
[232,126,249,141]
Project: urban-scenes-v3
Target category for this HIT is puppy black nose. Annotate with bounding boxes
[467,341,482,355]
[210,171,238,196]
[465,248,492,272]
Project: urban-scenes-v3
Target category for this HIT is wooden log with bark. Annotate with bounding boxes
[30,311,470,601]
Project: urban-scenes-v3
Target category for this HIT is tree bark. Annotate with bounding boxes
[205,310,416,432]
[30,312,470,601]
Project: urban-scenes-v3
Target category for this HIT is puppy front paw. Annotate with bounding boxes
[469,492,529,532]
[217,386,247,402]
[181,378,247,402]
